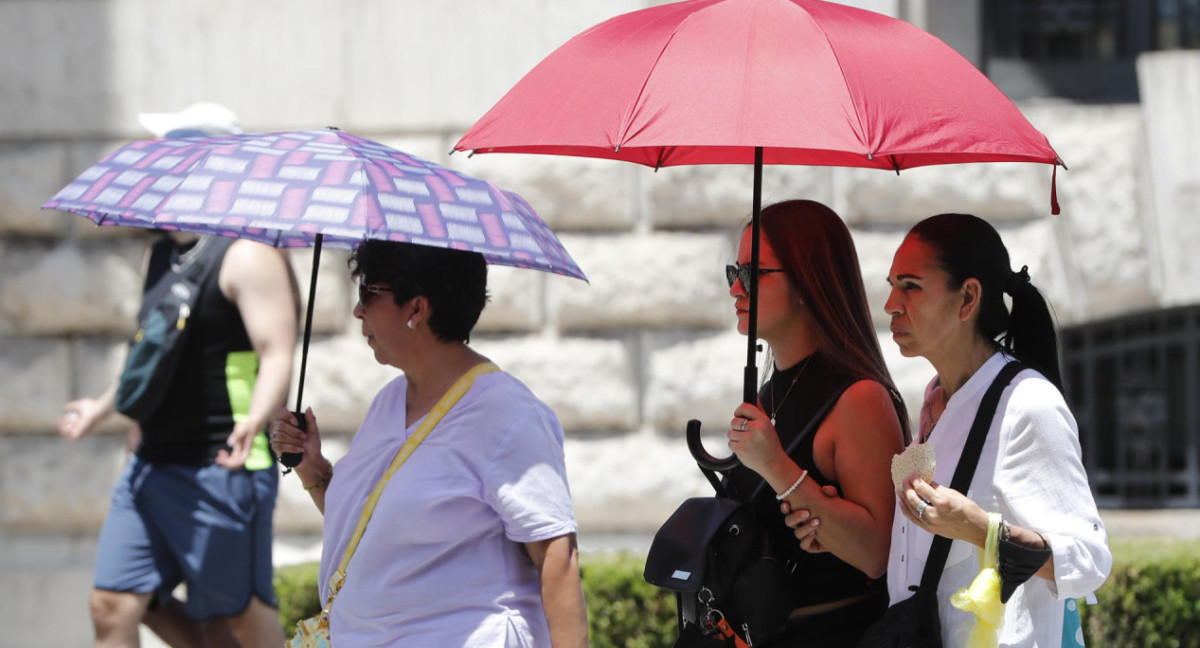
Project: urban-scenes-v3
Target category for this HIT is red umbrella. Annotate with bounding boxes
[455,0,1064,468]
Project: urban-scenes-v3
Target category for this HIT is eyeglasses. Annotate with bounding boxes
[357,282,393,307]
[726,263,785,289]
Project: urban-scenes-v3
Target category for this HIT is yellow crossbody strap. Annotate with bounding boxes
[322,362,499,609]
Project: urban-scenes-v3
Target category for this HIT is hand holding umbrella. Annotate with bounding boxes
[456,0,1063,471]
[45,128,587,469]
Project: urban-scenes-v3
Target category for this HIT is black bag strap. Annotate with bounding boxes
[701,382,849,500]
[143,236,231,290]
[918,360,1025,591]
[142,237,176,291]
[750,385,847,502]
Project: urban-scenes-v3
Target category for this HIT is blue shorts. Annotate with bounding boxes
[93,454,279,620]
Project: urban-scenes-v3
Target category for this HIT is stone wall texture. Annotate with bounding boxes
[1,1,1197,645]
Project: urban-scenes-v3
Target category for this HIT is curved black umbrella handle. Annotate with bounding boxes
[686,419,741,472]
[278,412,305,469]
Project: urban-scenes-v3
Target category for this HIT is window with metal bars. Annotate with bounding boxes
[981,0,1200,100]
[1060,305,1200,508]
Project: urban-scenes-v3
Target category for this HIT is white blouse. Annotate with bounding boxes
[887,352,1112,647]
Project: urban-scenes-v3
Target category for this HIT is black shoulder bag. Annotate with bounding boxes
[643,390,844,648]
[855,361,1024,648]
[114,237,224,421]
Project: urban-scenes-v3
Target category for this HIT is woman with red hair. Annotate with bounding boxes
[723,200,908,647]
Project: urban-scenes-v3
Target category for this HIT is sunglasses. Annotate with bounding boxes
[726,263,785,288]
[357,282,393,307]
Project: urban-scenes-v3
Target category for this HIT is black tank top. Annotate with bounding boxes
[136,236,253,464]
[726,351,886,607]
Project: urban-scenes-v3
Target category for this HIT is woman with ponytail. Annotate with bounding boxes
[849,213,1111,646]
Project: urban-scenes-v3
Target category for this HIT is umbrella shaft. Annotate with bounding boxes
[295,233,322,411]
[744,147,764,404]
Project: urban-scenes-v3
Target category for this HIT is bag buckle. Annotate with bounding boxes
[709,614,752,648]
[702,608,725,634]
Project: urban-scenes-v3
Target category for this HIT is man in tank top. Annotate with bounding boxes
[56,104,300,648]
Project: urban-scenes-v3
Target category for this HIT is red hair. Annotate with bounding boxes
[757,200,909,440]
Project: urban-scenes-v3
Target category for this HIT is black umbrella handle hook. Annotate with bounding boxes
[686,419,741,472]
[691,148,765,473]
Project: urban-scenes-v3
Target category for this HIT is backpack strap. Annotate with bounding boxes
[748,386,847,502]
[142,237,176,291]
[143,235,235,291]
[704,383,847,501]
[918,361,1025,591]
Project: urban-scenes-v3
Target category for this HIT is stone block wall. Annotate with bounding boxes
[0,1,1195,645]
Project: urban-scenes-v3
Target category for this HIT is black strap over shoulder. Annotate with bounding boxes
[918,361,1025,591]
[143,237,176,291]
[143,235,232,292]
[702,385,848,501]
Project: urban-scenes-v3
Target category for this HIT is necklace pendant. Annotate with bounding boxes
[770,416,776,426]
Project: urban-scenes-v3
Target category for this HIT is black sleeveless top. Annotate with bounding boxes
[136,236,253,465]
[726,351,886,607]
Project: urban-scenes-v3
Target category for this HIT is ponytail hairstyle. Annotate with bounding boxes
[758,200,911,442]
[907,213,1063,391]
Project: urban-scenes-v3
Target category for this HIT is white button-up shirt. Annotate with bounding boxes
[888,353,1111,647]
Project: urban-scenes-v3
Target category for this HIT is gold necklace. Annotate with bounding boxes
[769,354,814,426]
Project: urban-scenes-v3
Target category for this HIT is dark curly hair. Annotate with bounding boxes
[349,240,488,343]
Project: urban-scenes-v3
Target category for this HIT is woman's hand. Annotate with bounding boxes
[897,474,990,548]
[781,484,840,553]
[270,407,324,470]
[727,403,787,477]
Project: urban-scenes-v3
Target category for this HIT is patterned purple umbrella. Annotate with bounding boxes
[44,128,586,467]
[44,128,585,280]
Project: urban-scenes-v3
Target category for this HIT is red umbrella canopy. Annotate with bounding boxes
[456,0,1062,173]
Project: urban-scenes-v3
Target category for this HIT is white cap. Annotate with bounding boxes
[137,102,244,137]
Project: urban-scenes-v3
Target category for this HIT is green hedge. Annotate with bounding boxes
[273,552,676,646]
[1080,538,1200,648]
[578,553,676,648]
[275,540,1200,647]
[274,560,322,634]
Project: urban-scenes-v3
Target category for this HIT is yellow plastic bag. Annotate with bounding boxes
[950,512,1005,648]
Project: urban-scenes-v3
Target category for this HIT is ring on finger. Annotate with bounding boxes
[916,500,928,519]
[736,418,747,432]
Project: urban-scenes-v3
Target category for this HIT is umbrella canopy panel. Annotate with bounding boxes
[45,129,586,281]
[456,0,1061,172]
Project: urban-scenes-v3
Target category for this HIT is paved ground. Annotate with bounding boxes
[1099,508,1200,538]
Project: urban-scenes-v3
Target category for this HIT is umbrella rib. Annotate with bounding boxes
[615,18,692,147]
[804,16,875,162]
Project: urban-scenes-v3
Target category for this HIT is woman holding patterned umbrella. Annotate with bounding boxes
[270,240,587,647]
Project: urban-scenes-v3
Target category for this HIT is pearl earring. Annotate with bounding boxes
[406,319,414,329]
